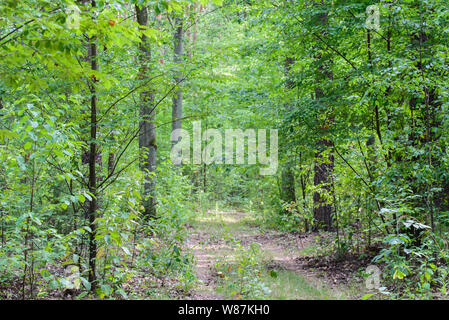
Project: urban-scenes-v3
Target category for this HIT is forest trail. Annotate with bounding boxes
[186,210,350,300]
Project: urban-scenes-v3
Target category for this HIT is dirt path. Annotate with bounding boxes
[185,210,349,300]
[185,225,227,300]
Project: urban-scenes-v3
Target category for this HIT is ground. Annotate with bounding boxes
[184,210,369,300]
[0,209,372,300]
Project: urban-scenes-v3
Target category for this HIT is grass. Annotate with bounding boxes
[265,270,345,300]
[188,208,360,300]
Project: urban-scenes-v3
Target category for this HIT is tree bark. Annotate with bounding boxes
[313,137,334,231]
[172,16,184,143]
[280,57,296,213]
[136,4,157,218]
[312,9,334,231]
[87,2,98,292]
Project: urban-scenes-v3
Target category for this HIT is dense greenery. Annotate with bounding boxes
[1,0,449,300]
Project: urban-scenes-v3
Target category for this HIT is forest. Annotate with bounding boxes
[1,0,449,301]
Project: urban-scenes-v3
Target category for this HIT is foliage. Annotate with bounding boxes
[214,240,271,299]
[1,0,449,300]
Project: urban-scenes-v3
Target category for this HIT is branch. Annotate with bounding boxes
[96,70,193,190]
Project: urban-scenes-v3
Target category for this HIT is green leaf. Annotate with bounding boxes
[362,293,375,300]
[24,141,32,150]
[393,269,406,280]
[0,129,18,143]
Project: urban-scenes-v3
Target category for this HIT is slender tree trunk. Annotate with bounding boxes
[107,132,115,176]
[136,4,157,218]
[313,138,334,231]
[172,16,184,144]
[280,57,296,213]
[0,98,4,244]
[367,29,383,147]
[280,165,295,205]
[203,115,207,192]
[298,152,309,232]
[312,9,334,231]
[87,23,98,293]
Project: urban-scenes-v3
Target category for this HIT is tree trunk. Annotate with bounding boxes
[172,16,184,144]
[280,165,295,206]
[279,57,296,213]
[312,10,334,232]
[136,4,157,218]
[108,134,115,176]
[313,138,334,231]
[87,6,98,292]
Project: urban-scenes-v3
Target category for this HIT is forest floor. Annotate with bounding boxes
[184,210,369,300]
[0,209,371,300]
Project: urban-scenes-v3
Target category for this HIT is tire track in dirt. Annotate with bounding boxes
[185,211,316,299]
[185,226,227,300]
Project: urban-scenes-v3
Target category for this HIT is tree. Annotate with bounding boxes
[136,4,157,218]
[279,57,297,214]
[312,5,333,231]
[171,14,184,146]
